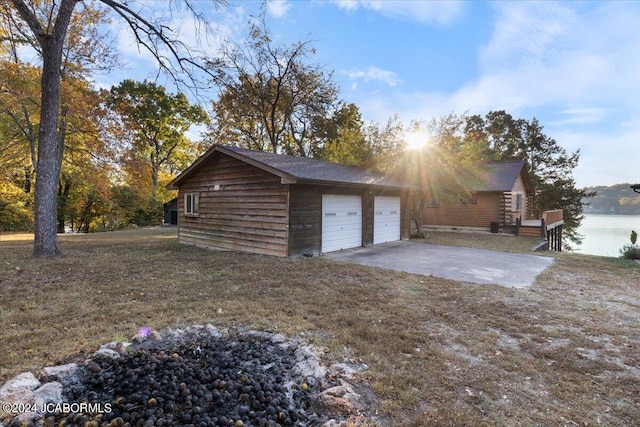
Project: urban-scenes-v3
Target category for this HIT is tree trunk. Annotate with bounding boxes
[411,191,426,237]
[57,176,71,233]
[11,0,79,257]
[150,153,160,202]
[33,41,65,257]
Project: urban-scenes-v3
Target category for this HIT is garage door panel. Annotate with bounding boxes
[322,195,362,253]
[374,196,401,244]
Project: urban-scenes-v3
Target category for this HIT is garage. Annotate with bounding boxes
[169,145,410,257]
[321,194,362,253]
[373,196,401,244]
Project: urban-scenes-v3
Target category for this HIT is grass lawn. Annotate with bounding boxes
[1,228,639,425]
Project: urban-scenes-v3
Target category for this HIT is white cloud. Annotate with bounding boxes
[345,66,402,87]
[267,0,292,18]
[549,108,607,126]
[365,3,640,123]
[474,2,640,114]
[554,128,640,187]
[479,2,575,72]
[329,0,464,25]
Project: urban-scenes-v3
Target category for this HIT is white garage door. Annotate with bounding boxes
[374,196,401,244]
[322,194,362,253]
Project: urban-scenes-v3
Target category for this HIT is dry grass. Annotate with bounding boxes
[421,229,545,253]
[1,228,639,425]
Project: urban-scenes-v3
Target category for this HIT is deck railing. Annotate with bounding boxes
[540,209,564,252]
[516,209,564,251]
[542,209,564,227]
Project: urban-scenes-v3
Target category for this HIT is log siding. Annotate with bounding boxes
[171,147,411,257]
[288,185,322,256]
[178,154,289,257]
[423,192,502,229]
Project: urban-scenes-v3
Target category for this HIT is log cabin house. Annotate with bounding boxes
[421,160,564,250]
[167,145,411,257]
[422,160,534,233]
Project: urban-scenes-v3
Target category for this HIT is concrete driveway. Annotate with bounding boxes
[324,240,554,288]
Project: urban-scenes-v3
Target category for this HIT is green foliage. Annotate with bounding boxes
[620,230,640,260]
[0,180,33,231]
[418,111,592,248]
[107,79,209,200]
[98,185,163,229]
[583,183,640,215]
[621,231,639,258]
[620,246,640,260]
[315,103,377,170]
[132,200,164,227]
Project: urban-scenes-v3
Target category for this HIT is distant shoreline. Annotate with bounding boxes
[583,211,640,216]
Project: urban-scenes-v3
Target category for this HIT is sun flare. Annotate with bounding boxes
[404,130,430,150]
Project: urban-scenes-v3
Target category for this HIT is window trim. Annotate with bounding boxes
[184,192,199,216]
[515,193,523,211]
[426,197,440,208]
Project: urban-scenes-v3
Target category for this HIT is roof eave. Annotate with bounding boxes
[215,145,298,184]
[166,144,220,190]
[294,178,412,191]
[166,144,299,189]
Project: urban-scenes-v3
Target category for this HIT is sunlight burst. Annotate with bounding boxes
[404,130,430,150]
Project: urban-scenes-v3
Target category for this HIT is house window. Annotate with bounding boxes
[184,193,199,216]
[516,193,523,211]
[427,198,440,208]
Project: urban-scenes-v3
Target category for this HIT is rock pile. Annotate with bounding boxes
[0,325,374,427]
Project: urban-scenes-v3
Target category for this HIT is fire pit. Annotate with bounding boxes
[0,325,374,427]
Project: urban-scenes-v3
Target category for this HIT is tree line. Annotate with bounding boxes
[583,184,640,215]
[0,0,591,255]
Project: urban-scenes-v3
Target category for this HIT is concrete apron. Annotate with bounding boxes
[324,240,554,289]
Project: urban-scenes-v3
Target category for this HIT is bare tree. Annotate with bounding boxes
[7,0,223,257]
[208,9,338,157]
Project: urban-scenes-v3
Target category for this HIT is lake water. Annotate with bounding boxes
[574,214,640,257]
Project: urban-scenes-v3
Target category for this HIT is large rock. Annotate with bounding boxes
[41,363,79,386]
[0,372,40,402]
[33,381,63,408]
[91,347,121,360]
[293,345,327,380]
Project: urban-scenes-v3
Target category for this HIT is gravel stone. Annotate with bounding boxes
[4,330,327,426]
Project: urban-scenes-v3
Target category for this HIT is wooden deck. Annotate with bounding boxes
[516,209,564,251]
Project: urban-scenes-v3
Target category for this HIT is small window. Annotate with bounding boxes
[184,193,199,216]
[427,198,440,208]
[516,193,523,211]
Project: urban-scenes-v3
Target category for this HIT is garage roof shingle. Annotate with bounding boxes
[168,144,409,190]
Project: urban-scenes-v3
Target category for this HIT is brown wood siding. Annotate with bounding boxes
[519,226,543,238]
[288,185,322,256]
[288,186,410,256]
[177,154,289,257]
[423,192,502,229]
[400,189,411,240]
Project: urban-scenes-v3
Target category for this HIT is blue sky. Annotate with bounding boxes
[102,0,640,188]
